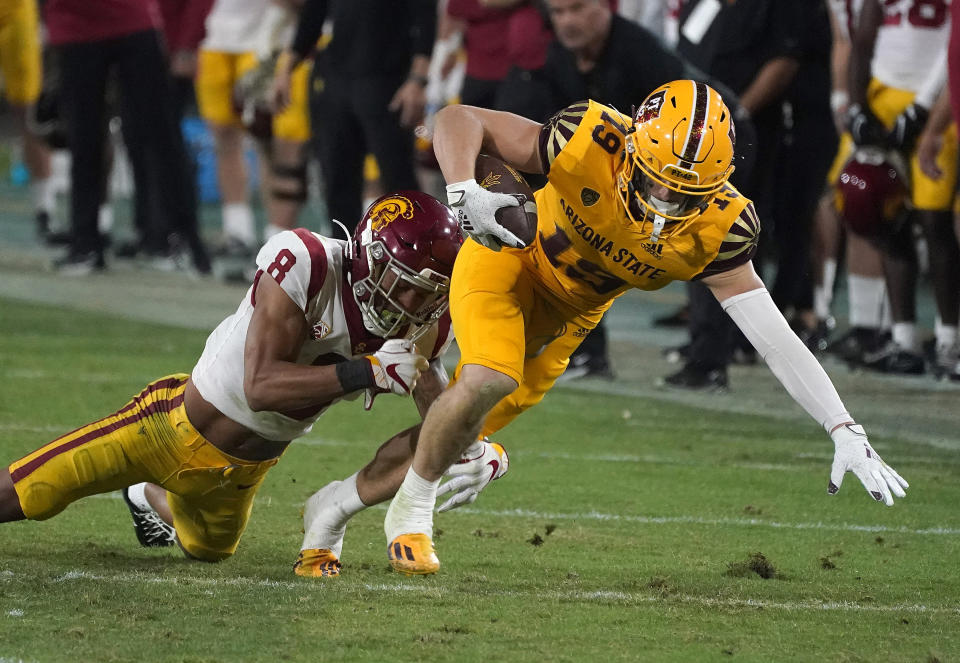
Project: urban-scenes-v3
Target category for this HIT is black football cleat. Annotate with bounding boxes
[122,487,176,548]
[659,364,728,392]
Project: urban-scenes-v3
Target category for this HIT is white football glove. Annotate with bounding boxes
[446,178,524,250]
[828,423,908,506]
[436,438,509,512]
[363,339,429,410]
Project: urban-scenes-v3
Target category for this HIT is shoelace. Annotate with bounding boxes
[137,510,175,542]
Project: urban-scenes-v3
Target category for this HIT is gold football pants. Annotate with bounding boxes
[449,239,608,436]
[9,375,279,561]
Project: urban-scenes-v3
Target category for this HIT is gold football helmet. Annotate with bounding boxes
[617,80,736,241]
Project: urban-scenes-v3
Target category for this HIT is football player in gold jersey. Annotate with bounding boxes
[382,80,910,576]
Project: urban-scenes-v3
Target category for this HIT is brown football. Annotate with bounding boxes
[474,153,538,247]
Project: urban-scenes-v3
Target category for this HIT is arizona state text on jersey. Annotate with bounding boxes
[530,100,760,312]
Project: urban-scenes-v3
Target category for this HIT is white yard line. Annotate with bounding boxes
[86,490,960,536]
[514,450,799,472]
[450,506,960,536]
[2,569,954,616]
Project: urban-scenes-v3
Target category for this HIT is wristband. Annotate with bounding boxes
[830,90,849,115]
[335,358,376,393]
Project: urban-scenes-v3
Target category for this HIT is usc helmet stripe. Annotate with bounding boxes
[679,81,710,170]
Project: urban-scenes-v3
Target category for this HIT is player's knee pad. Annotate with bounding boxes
[271,162,308,203]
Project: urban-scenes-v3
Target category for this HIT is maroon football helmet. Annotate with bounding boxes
[350,191,463,340]
[836,147,909,238]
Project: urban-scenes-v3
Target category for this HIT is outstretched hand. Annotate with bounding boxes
[828,423,908,506]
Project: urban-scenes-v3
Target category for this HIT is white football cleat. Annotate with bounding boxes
[295,481,348,576]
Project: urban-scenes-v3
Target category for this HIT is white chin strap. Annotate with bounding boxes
[648,198,678,243]
[649,215,666,243]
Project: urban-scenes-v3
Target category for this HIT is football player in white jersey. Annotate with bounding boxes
[816,0,894,365]
[0,191,506,577]
[845,0,959,375]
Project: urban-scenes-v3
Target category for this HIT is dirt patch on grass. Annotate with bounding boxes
[724,552,782,579]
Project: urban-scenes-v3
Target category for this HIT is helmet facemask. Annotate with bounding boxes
[352,237,450,342]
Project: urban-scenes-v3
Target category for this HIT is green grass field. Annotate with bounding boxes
[1,296,959,663]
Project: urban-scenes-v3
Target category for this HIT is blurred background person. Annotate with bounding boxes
[196,0,311,266]
[274,0,434,236]
[44,0,210,274]
[0,0,56,239]
[817,0,893,369]
[157,0,213,121]
[492,1,554,122]
[615,0,666,34]
[846,0,956,375]
[665,0,801,390]
[767,0,837,350]
[445,0,521,109]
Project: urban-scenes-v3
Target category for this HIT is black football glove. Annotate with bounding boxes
[847,103,889,147]
[887,103,929,154]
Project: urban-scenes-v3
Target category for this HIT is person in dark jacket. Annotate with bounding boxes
[273,0,435,234]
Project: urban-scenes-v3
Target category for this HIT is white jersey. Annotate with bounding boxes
[872,0,950,92]
[202,0,267,53]
[191,229,453,442]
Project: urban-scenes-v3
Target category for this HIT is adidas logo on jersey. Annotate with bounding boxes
[640,242,664,259]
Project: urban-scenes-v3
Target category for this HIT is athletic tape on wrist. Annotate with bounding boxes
[336,358,376,393]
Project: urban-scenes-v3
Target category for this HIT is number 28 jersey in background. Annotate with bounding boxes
[527,100,760,313]
[191,229,452,442]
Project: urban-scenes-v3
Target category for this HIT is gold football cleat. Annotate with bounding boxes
[293,548,342,578]
[387,533,440,575]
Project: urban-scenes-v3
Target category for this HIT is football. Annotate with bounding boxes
[474,153,539,247]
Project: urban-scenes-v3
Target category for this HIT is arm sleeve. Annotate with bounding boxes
[290,0,330,62]
[537,101,590,174]
[721,287,852,432]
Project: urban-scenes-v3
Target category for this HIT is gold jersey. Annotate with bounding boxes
[524,100,760,313]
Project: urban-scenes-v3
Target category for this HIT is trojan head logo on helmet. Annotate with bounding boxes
[350,191,464,341]
[617,80,736,242]
[835,147,909,238]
